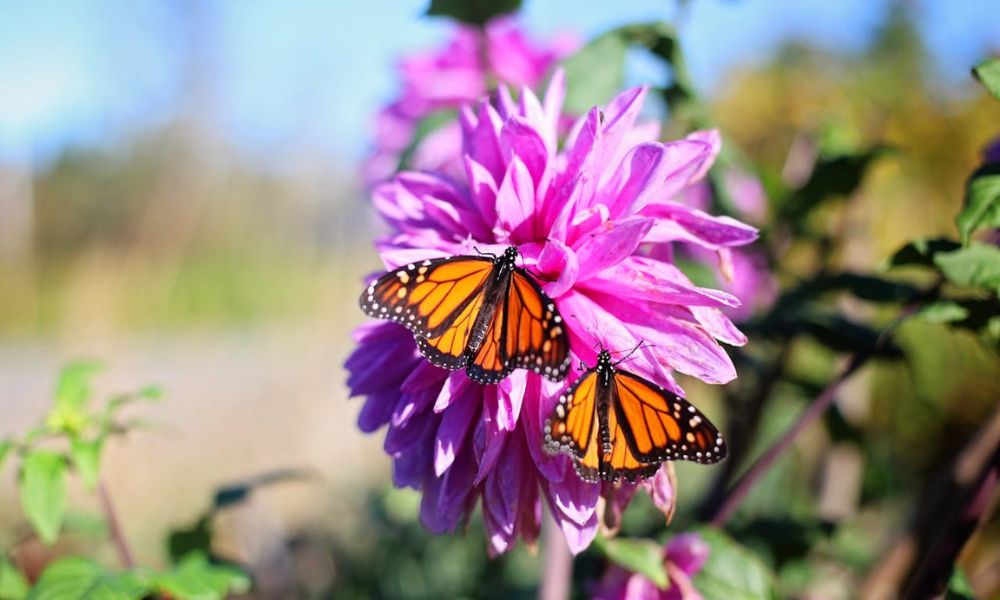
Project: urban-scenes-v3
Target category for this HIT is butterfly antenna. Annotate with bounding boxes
[613,340,651,366]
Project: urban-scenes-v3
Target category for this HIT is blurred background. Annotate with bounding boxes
[1,0,998,598]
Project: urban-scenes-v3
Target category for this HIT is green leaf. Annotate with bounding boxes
[692,528,780,600]
[593,535,668,590]
[562,31,629,115]
[934,243,1000,294]
[425,0,520,27]
[562,22,684,116]
[917,302,970,323]
[884,238,961,269]
[973,58,1000,101]
[26,559,148,600]
[0,440,14,473]
[945,566,976,600]
[70,438,103,490]
[19,451,67,545]
[957,164,1000,244]
[0,557,30,600]
[154,553,250,600]
[55,362,102,412]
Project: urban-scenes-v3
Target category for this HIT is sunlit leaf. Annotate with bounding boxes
[0,557,30,600]
[154,553,251,600]
[19,451,67,545]
[692,527,779,600]
[973,58,1000,101]
[593,535,668,590]
[70,438,103,491]
[945,567,976,600]
[562,31,628,115]
[934,243,1000,294]
[957,164,1000,245]
[917,302,969,323]
[425,0,521,27]
[26,558,148,600]
[55,362,102,412]
[0,440,14,473]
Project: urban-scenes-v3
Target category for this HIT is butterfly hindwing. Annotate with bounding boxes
[504,270,571,382]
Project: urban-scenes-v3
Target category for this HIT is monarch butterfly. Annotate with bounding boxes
[359,246,571,384]
[544,348,726,482]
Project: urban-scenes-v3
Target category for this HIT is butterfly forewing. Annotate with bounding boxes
[544,370,598,460]
[613,372,726,465]
[359,256,493,339]
[359,248,571,383]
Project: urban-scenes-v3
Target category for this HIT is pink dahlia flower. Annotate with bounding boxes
[347,72,758,554]
[593,533,710,600]
[364,17,578,185]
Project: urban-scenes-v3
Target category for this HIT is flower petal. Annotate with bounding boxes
[640,463,677,524]
[573,217,655,281]
[434,385,480,476]
[578,256,740,309]
[536,239,579,298]
[642,202,759,249]
[495,156,537,243]
[666,532,711,576]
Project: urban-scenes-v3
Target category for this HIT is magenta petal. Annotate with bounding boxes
[579,256,740,308]
[536,239,579,298]
[594,292,738,384]
[573,216,655,281]
[496,156,537,242]
[401,361,449,394]
[683,129,722,182]
[500,115,549,187]
[642,202,759,249]
[465,156,499,226]
[597,87,648,170]
[434,386,480,476]
[549,461,600,526]
[689,306,748,346]
[464,101,505,181]
[640,464,676,519]
[603,140,717,219]
[666,532,711,576]
[544,482,599,554]
[473,397,510,484]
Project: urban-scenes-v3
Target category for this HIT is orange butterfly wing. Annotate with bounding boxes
[503,270,571,382]
[359,256,493,339]
[612,371,726,465]
[466,298,510,384]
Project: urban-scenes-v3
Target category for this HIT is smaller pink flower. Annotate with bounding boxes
[593,533,711,600]
[364,16,579,186]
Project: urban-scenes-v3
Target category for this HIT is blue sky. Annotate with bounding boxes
[0,0,997,168]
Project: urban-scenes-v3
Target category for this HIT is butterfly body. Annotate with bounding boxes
[360,247,570,384]
[545,350,726,483]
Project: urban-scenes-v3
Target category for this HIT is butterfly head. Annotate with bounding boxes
[595,349,614,371]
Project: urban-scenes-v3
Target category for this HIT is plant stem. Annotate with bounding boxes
[98,480,135,569]
[539,511,572,600]
[710,310,912,528]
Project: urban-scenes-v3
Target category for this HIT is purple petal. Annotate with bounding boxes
[401,361,449,394]
[666,532,710,577]
[384,407,435,457]
[462,101,505,182]
[433,385,480,476]
[421,448,477,534]
[391,387,437,428]
[683,129,722,182]
[392,423,434,489]
[497,371,528,431]
[473,395,510,484]
[464,156,499,227]
[642,202,759,249]
[548,461,600,526]
[573,217,655,281]
[543,481,599,554]
[434,372,471,412]
[356,390,397,433]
